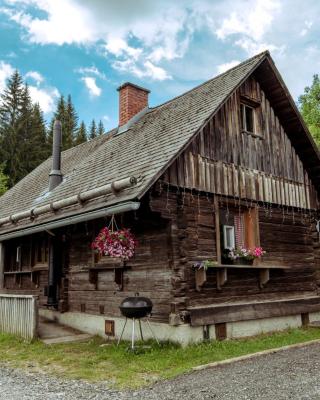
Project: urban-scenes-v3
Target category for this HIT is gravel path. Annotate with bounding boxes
[1,342,320,399]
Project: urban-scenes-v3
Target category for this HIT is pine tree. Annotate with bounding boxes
[75,121,87,145]
[0,70,25,187]
[65,94,78,147]
[29,103,50,167]
[48,95,65,148]
[89,119,97,139]
[97,120,105,136]
[16,84,34,179]
[0,164,8,196]
[49,95,79,150]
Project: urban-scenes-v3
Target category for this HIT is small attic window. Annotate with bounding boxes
[241,103,254,133]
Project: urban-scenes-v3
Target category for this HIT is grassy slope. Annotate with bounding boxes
[1,328,320,388]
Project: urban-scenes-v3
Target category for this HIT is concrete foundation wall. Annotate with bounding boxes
[39,309,206,346]
[40,309,312,345]
[227,315,302,339]
[309,312,320,322]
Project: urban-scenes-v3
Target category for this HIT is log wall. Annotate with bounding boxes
[150,188,318,313]
[66,210,173,323]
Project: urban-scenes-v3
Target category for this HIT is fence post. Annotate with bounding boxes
[32,296,39,338]
[0,242,4,289]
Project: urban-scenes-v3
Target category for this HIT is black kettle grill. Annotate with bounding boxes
[117,295,159,349]
[119,296,153,319]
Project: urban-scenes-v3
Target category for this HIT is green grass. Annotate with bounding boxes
[0,327,320,388]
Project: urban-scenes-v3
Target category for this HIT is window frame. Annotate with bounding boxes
[241,103,255,134]
[240,96,263,139]
[223,225,235,250]
[217,202,261,266]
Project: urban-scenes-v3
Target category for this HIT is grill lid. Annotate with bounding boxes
[119,296,153,319]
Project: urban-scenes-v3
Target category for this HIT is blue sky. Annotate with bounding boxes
[0,0,319,131]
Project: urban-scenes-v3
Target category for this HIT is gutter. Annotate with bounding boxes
[0,201,140,241]
[0,176,137,227]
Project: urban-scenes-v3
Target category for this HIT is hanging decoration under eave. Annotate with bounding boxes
[91,215,137,260]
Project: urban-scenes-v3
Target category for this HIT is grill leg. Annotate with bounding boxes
[117,318,127,346]
[138,319,144,341]
[131,318,135,350]
[146,318,159,345]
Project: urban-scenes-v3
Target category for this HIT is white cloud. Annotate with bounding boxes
[75,66,106,80]
[217,60,240,74]
[215,0,282,56]
[105,37,142,60]
[2,0,320,101]
[216,0,281,40]
[113,59,171,81]
[103,115,110,122]
[235,38,284,57]
[29,85,59,113]
[6,1,94,45]
[81,76,101,97]
[143,61,172,80]
[0,61,14,93]
[2,0,189,81]
[300,20,313,37]
[25,70,44,85]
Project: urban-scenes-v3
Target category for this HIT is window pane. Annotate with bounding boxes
[245,106,254,132]
[240,104,245,130]
[223,225,235,249]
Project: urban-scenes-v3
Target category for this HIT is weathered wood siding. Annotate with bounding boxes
[150,188,317,312]
[67,210,173,323]
[163,76,319,209]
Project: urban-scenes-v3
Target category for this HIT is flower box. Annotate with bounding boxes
[233,258,254,266]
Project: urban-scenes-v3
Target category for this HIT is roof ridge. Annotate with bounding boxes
[152,50,269,110]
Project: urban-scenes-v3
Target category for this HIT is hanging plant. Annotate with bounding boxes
[91,216,137,260]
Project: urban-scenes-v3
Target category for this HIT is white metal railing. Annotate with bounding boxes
[0,294,38,340]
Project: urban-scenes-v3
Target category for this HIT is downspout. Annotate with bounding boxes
[47,234,62,307]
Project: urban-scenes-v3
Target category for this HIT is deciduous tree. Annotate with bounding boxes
[299,74,320,147]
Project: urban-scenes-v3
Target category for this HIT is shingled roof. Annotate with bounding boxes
[0,51,318,237]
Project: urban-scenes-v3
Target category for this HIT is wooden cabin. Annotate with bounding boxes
[0,51,319,344]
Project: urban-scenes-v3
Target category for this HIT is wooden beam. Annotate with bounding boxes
[188,296,320,326]
[259,268,270,288]
[217,268,227,290]
[214,196,221,264]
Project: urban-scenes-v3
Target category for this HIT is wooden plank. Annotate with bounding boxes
[259,269,270,288]
[188,297,320,326]
[217,268,227,290]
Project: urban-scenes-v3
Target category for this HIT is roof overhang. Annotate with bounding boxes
[253,57,320,191]
[0,201,140,241]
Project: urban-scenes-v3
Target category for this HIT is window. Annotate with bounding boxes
[4,234,49,272]
[220,206,259,264]
[241,103,254,133]
[223,225,235,250]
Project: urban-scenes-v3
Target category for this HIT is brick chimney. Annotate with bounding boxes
[117,82,150,127]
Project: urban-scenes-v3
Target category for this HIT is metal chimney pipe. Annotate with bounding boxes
[49,120,63,191]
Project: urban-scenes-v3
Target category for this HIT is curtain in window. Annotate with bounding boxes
[234,214,245,248]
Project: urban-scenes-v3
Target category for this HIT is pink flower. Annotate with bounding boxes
[253,247,266,258]
[92,227,137,260]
